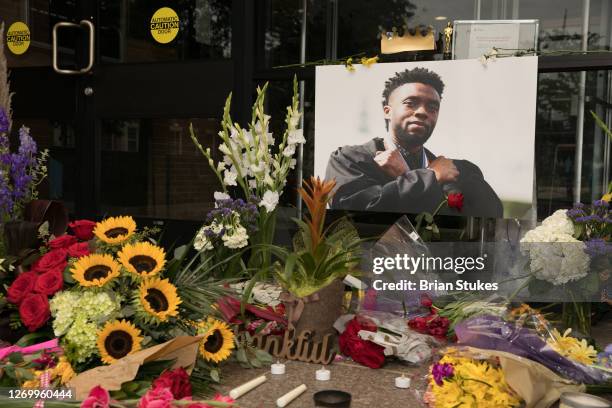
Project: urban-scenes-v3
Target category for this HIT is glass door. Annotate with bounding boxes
[4,1,238,238]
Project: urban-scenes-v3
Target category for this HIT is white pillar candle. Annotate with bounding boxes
[271,361,286,375]
[229,375,267,399]
[315,366,331,381]
[395,374,411,389]
[276,384,307,407]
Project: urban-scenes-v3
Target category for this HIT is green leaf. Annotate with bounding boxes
[528,278,554,295]
[7,352,23,364]
[254,349,273,364]
[591,110,612,140]
[236,347,247,364]
[210,368,220,382]
[174,245,188,261]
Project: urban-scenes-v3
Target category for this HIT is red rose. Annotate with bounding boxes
[7,272,38,304]
[339,318,385,369]
[408,316,428,333]
[67,242,90,258]
[19,294,50,332]
[447,193,464,211]
[32,249,67,274]
[420,294,433,308]
[34,268,64,296]
[49,235,77,250]
[69,220,96,241]
[152,368,192,399]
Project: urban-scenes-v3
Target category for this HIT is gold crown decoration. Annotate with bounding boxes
[380,26,436,54]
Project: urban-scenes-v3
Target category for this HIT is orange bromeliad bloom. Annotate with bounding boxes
[297,176,336,250]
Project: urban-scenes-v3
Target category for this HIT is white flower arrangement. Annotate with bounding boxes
[190,78,303,216]
[231,281,282,307]
[520,209,590,286]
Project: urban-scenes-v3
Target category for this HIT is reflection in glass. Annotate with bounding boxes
[99,0,231,63]
[100,118,222,220]
[536,70,611,217]
[261,0,326,68]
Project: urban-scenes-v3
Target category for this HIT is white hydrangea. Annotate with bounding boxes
[222,225,249,249]
[520,210,589,286]
[64,315,98,363]
[194,227,214,251]
[260,190,279,213]
[541,209,576,236]
[50,291,80,336]
[230,282,282,307]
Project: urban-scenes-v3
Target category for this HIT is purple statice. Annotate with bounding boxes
[593,199,610,209]
[0,107,8,133]
[432,362,454,386]
[567,207,586,219]
[206,196,259,235]
[584,238,612,257]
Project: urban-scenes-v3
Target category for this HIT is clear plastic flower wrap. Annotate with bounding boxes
[454,314,611,384]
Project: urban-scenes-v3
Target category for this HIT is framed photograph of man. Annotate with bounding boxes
[314,57,538,219]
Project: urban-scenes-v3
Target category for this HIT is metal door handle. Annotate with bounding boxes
[52,20,95,75]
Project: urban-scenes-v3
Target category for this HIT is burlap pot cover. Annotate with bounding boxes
[282,279,345,342]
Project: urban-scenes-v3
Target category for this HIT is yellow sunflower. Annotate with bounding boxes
[118,241,166,278]
[197,317,235,363]
[136,278,181,323]
[71,254,120,287]
[94,216,136,245]
[97,320,143,364]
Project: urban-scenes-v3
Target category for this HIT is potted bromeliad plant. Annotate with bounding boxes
[272,176,362,340]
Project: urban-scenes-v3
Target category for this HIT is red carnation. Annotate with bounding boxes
[7,271,38,304]
[152,367,192,400]
[69,219,96,241]
[49,235,77,250]
[67,242,90,258]
[31,249,67,274]
[19,294,50,332]
[34,268,64,296]
[447,193,464,211]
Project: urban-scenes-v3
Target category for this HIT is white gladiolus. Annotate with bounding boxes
[223,170,237,186]
[214,191,230,201]
[287,129,305,145]
[260,190,279,213]
[283,144,296,157]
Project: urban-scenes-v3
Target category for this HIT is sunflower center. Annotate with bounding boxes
[145,289,169,312]
[84,265,111,281]
[105,227,128,238]
[204,329,224,353]
[105,330,133,359]
[129,255,157,273]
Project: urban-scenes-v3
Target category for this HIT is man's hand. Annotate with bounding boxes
[428,156,459,183]
[374,149,409,178]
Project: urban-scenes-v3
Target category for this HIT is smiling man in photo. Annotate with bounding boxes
[325,67,503,217]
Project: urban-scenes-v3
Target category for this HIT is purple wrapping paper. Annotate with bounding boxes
[455,315,610,384]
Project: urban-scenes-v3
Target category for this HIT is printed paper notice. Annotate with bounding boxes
[467,23,520,59]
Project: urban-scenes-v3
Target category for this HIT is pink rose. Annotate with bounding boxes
[49,235,77,250]
[138,386,174,408]
[81,385,110,408]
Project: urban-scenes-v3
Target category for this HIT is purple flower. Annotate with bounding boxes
[585,238,612,257]
[593,200,609,209]
[0,108,8,133]
[432,362,454,386]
